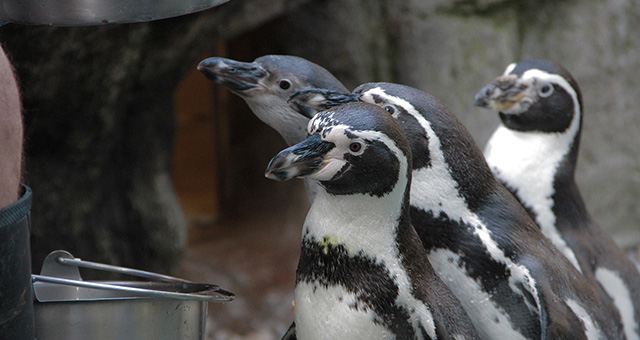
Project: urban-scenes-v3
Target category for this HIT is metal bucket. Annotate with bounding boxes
[0,0,230,26]
[32,250,234,340]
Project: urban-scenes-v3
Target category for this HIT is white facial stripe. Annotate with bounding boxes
[361,87,422,126]
[305,93,330,109]
[566,299,602,340]
[521,69,581,113]
[306,155,346,181]
[520,69,580,111]
[306,118,410,184]
[362,87,542,334]
[302,123,353,181]
[503,63,517,76]
[595,268,639,340]
[496,67,581,117]
[484,67,584,273]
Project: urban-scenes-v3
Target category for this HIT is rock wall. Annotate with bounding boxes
[276,0,640,251]
[0,0,311,274]
[1,0,637,338]
[0,0,636,298]
[517,0,640,248]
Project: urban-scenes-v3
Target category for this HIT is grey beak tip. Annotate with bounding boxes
[473,95,487,107]
[265,168,289,181]
[265,156,289,181]
[198,58,214,68]
[197,60,215,75]
[264,170,275,180]
[198,57,226,72]
[473,86,492,108]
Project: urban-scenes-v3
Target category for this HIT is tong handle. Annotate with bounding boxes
[57,257,190,283]
[32,274,235,302]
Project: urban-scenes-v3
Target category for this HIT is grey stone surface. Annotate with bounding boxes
[1,0,638,338]
[516,0,640,249]
[0,0,312,274]
[206,1,640,338]
[195,1,640,337]
[278,0,640,251]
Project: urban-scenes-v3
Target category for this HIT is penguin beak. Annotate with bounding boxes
[288,89,360,118]
[265,134,335,181]
[473,75,531,112]
[197,57,267,93]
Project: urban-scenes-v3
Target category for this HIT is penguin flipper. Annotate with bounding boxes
[281,321,297,340]
[289,88,358,118]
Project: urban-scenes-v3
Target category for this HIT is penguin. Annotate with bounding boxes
[266,102,480,340]
[289,83,625,339]
[197,55,348,146]
[474,59,640,340]
[198,55,348,202]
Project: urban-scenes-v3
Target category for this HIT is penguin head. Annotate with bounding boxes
[355,82,497,207]
[198,55,347,105]
[288,88,360,119]
[265,102,411,198]
[354,83,442,170]
[289,83,496,206]
[199,55,349,145]
[288,84,439,170]
[473,60,583,133]
[289,83,487,172]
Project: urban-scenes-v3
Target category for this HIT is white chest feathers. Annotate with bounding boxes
[403,114,541,339]
[484,125,582,273]
[294,283,394,340]
[294,190,436,340]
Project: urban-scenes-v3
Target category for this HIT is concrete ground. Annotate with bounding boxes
[178,179,308,340]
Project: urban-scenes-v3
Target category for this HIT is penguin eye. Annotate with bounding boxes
[279,79,292,90]
[348,141,364,154]
[539,83,554,97]
[383,105,395,114]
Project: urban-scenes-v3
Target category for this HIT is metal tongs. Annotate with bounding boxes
[32,250,235,303]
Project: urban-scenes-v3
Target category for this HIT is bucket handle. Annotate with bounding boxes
[33,250,234,303]
[32,274,234,302]
[56,256,191,283]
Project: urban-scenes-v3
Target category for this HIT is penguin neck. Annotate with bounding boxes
[245,96,310,145]
[484,113,584,272]
[302,176,409,258]
[378,88,495,214]
[484,112,581,218]
[407,115,492,221]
